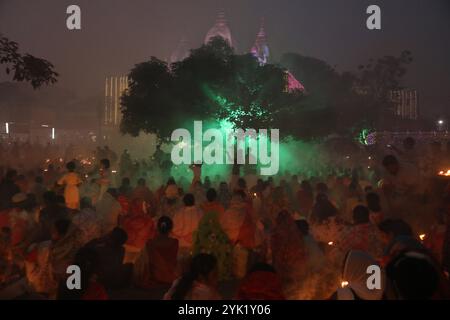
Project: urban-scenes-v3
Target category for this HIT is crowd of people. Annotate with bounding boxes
[0,137,449,300]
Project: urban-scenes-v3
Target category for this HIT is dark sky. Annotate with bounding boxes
[1,0,449,117]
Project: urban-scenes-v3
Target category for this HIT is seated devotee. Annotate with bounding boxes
[380,155,422,223]
[217,182,231,209]
[201,189,225,217]
[121,198,155,264]
[271,210,306,298]
[236,263,285,300]
[131,178,156,215]
[84,227,132,291]
[96,188,121,236]
[36,191,69,242]
[0,170,20,211]
[424,208,447,265]
[309,193,346,244]
[172,194,203,259]
[6,193,37,260]
[164,253,221,300]
[190,180,206,205]
[49,219,82,292]
[366,192,385,225]
[384,250,449,299]
[133,216,179,288]
[297,180,314,218]
[193,189,232,281]
[56,246,108,300]
[31,176,47,206]
[296,219,325,272]
[71,197,101,246]
[118,177,133,198]
[329,250,385,300]
[333,205,384,265]
[377,219,425,266]
[57,161,82,210]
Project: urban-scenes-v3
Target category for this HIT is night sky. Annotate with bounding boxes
[1,0,449,118]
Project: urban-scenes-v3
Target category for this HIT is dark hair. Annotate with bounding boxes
[206,188,217,202]
[234,190,247,201]
[137,178,146,186]
[183,193,195,207]
[56,195,66,205]
[378,219,413,237]
[121,177,130,186]
[5,169,17,181]
[248,262,276,274]
[54,219,71,237]
[35,176,44,184]
[80,197,93,210]
[109,227,128,247]
[158,216,173,235]
[366,192,382,212]
[43,191,57,205]
[386,251,439,299]
[382,155,398,167]
[237,178,247,189]
[100,158,110,169]
[295,220,309,236]
[171,254,217,300]
[353,205,370,224]
[66,161,76,171]
[312,194,337,223]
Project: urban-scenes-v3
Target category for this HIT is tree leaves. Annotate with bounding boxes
[0,34,58,89]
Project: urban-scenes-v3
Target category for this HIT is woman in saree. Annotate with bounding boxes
[193,189,232,281]
[133,216,179,289]
[271,210,306,299]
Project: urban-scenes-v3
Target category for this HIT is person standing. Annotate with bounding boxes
[57,162,82,210]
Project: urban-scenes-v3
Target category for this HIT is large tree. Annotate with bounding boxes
[281,50,413,136]
[121,37,304,139]
[0,34,58,89]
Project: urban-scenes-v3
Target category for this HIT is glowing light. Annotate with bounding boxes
[253,192,257,197]
[419,234,426,241]
[52,128,55,140]
[112,170,117,174]
[41,124,49,128]
[438,170,450,177]
[341,281,349,288]
[5,122,9,134]
[328,241,334,246]
[438,120,444,125]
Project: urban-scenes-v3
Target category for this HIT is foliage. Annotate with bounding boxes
[0,34,58,89]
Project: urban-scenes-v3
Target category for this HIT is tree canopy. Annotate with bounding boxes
[121,37,304,138]
[0,34,58,89]
[121,36,413,140]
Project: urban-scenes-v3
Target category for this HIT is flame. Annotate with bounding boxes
[419,234,426,241]
[341,281,349,288]
[328,241,334,246]
[438,170,450,176]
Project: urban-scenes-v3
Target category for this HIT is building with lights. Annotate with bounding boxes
[390,89,419,120]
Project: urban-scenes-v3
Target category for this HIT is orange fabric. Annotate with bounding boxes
[122,199,155,248]
[237,211,256,249]
[82,281,109,300]
[237,271,285,300]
